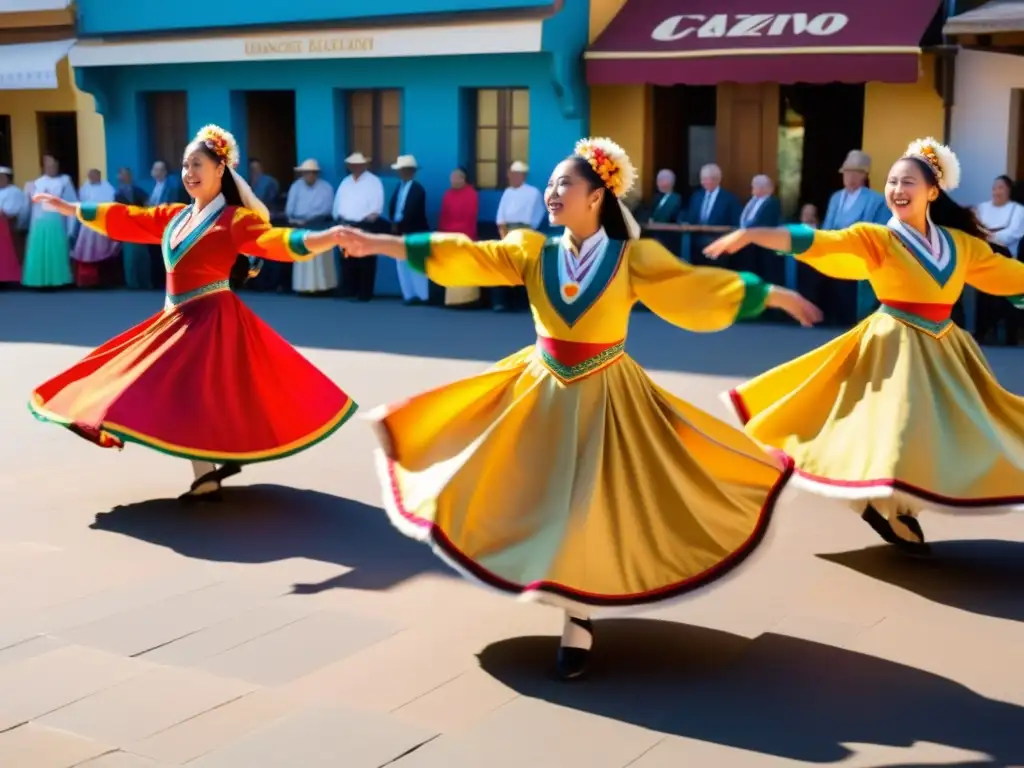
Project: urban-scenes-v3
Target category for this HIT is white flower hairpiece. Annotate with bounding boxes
[195,124,240,169]
[903,137,960,193]
[574,137,637,199]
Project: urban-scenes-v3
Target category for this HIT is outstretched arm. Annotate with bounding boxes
[965,237,1024,307]
[630,239,821,331]
[229,208,341,262]
[334,227,539,286]
[705,223,884,281]
[33,192,184,245]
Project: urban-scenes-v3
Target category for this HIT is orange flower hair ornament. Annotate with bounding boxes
[195,124,240,169]
[903,137,960,193]
[574,137,637,199]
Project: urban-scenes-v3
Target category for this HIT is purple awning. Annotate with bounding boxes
[586,0,942,85]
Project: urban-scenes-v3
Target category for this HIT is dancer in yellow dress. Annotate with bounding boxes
[706,138,1024,557]
[335,138,821,680]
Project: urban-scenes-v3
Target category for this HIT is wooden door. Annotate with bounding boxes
[715,83,779,198]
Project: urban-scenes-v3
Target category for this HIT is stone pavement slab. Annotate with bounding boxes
[2,292,1023,767]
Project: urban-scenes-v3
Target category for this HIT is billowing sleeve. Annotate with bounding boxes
[76,202,185,245]
[229,208,320,262]
[403,228,543,287]
[965,236,1024,307]
[783,223,884,280]
[629,238,770,332]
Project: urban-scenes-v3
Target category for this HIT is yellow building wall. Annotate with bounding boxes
[4,58,105,185]
[588,0,653,197]
[862,55,945,192]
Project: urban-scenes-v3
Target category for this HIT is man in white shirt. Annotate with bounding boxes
[492,160,544,312]
[335,151,385,302]
[288,158,337,294]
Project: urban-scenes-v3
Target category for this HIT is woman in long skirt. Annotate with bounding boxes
[22,156,75,289]
[707,138,1024,556]
[335,138,821,679]
[30,125,358,501]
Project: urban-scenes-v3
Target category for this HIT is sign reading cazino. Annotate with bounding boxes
[244,36,375,56]
[652,13,850,41]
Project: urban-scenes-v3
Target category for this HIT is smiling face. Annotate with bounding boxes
[544,158,603,233]
[181,146,225,202]
[993,177,1012,206]
[885,158,938,224]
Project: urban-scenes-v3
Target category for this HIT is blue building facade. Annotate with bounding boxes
[70,0,589,226]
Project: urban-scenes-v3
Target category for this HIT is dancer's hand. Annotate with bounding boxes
[703,229,749,260]
[32,193,77,217]
[766,287,823,328]
[332,226,383,257]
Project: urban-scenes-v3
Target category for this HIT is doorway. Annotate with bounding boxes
[651,85,717,198]
[245,91,297,197]
[37,111,79,187]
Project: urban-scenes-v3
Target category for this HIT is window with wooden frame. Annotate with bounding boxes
[145,91,188,168]
[347,89,401,171]
[471,88,529,190]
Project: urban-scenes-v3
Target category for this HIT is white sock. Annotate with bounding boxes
[561,609,593,650]
[190,461,219,494]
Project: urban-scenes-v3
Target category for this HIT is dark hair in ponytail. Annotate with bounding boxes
[186,138,253,289]
[567,155,631,241]
[904,155,987,241]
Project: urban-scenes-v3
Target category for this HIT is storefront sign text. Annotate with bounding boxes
[244,36,375,56]
[651,13,850,41]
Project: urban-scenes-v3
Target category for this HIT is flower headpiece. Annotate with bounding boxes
[195,124,240,169]
[574,137,636,199]
[903,137,960,193]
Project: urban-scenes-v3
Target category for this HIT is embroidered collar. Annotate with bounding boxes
[164,194,225,270]
[543,231,625,328]
[558,228,609,303]
[887,213,956,287]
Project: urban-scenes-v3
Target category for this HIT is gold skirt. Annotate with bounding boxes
[726,309,1024,513]
[371,344,791,611]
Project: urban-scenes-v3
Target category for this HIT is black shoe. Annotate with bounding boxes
[893,514,932,557]
[555,617,593,681]
[178,462,242,503]
[861,505,899,544]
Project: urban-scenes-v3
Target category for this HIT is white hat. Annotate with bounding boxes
[345,152,370,165]
[0,166,11,176]
[294,159,321,173]
[839,150,871,174]
[391,154,418,170]
[509,160,529,173]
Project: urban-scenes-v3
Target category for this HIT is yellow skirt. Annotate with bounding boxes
[371,345,791,611]
[726,310,1024,513]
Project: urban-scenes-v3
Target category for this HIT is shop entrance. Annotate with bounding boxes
[36,111,79,187]
[245,91,297,196]
[651,85,717,196]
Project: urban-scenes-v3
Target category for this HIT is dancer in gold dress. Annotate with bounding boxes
[707,138,1024,557]
[336,138,821,679]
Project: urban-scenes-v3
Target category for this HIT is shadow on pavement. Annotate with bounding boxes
[89,483,448,593]
[819,539,1024,624]
[477,618,1024,765]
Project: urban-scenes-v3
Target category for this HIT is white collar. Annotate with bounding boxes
[562,227,608,254]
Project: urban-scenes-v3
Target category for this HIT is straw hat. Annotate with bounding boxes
[509,160,529,173]
[294,159,321,173]
[345,152,370,165]
[391,155,418,170]
[839,150,871,174]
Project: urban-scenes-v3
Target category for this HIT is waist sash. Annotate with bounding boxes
[164,279,230,310]
[877,300,954,338]
[536,336,624,383]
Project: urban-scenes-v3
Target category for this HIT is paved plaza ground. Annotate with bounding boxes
[1,290,1023,767]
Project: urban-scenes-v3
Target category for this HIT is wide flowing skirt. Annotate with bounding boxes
[0,217,20,283]
[726,311,1024,513]
[30,290,357,463]
[292,251,338,293]
[72,227,121,264]
[22,213,72,288]
[373,347,792,612]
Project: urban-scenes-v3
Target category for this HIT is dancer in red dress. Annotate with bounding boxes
[29,125,357,501]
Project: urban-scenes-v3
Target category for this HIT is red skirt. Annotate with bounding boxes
[30,290,356,463]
